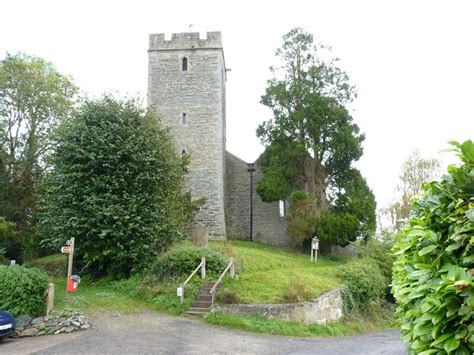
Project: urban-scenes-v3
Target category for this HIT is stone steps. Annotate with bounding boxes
[185,282,220,316]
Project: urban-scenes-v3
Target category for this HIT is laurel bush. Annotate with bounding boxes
[40,97,188,278]
[392,140,473,354]
[0,265,49,316]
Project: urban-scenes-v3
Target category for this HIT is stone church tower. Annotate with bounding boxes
[148,31,291,245]
[147,32,227,239]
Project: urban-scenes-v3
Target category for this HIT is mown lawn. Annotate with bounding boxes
[209,240,348,304]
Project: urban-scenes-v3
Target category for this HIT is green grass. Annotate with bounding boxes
[31,241,396,338]
[209,240,348,304]
[204,303,396,338]
[51,275,203,315]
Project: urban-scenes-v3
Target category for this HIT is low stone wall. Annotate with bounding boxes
[330,243,357,257]
[212,288,342,325]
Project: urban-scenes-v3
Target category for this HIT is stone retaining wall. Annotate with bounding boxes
[212,288,342,324]
[330,243,357,257]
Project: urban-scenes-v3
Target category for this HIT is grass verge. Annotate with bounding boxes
[204,303,396,337]
[52,275,202,315]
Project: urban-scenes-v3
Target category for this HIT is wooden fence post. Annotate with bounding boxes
[46,283,55,315]
[201,257,206,279]
[230,258,235,279]
[179,283,184,303]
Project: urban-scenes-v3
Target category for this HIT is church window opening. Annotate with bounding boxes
[182,112,187,124]
[182,57,188,71]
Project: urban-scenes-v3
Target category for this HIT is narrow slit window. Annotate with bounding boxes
[182,112,187,124]
[182,57,188,71]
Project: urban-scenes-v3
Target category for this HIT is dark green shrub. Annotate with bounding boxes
[25,254,67,277]
[0,265,49,316]
[314,211,360,247]
[340,284,357,315]
[338,258,387,312]
[152,244,228,281]
[357,238,394,280]
[392,140,474,354]
[40,97,188,277]
[0,216,18,262]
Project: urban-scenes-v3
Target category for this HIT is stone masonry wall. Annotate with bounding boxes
[148,32,227,239]
[225,152,292,246]
[213,288,343,325]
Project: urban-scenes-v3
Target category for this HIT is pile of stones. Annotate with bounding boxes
[14,309,92,337]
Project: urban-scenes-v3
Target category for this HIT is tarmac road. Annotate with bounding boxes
[1,312,406,354]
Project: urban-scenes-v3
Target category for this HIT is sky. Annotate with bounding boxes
[1,0,473,210]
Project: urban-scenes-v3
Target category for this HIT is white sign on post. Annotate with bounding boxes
[176,286,183,297]
[311,237,319,262]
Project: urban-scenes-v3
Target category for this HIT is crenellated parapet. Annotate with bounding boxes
[149,32,223,51]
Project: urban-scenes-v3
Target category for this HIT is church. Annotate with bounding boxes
[147,31,291,246]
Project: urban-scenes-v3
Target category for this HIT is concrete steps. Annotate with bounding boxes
[186,282,220,316]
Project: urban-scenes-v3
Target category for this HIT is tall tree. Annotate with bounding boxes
[257,28,373,243]
[0,53,77,259]
[381,149,441,232]
[257,28,365,212]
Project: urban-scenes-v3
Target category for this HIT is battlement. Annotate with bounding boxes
[149,32,222,51]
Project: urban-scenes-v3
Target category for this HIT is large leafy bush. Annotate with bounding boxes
[338,258,387,313]
[0,265,49,316]
[392,140,473,354]
[40,97,188,277]
[357,238,395,280]
[152,244,228,281]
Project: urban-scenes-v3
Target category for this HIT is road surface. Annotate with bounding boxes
[1,312,406,354]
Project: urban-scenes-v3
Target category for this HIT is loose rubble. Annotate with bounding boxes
[14,309,93,337]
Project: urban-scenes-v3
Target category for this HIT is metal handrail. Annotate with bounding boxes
[209,257,235,295]
[178,257,206,303]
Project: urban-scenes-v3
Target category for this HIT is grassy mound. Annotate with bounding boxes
[209,240,347,304]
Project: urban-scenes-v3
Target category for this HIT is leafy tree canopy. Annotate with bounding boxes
[0,53,77,260]
[40,96,188,277]
[257,28,364,211]
[257,28,374,244]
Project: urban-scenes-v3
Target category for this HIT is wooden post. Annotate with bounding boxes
[46,283,55,315]
[179,283,184,304]
[67,237,75,292]
[230,258,235,279]
[201,257,206,279]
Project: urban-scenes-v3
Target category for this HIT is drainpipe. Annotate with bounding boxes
[247,163,256,241]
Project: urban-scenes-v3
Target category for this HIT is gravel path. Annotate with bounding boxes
[1,312,406,354]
